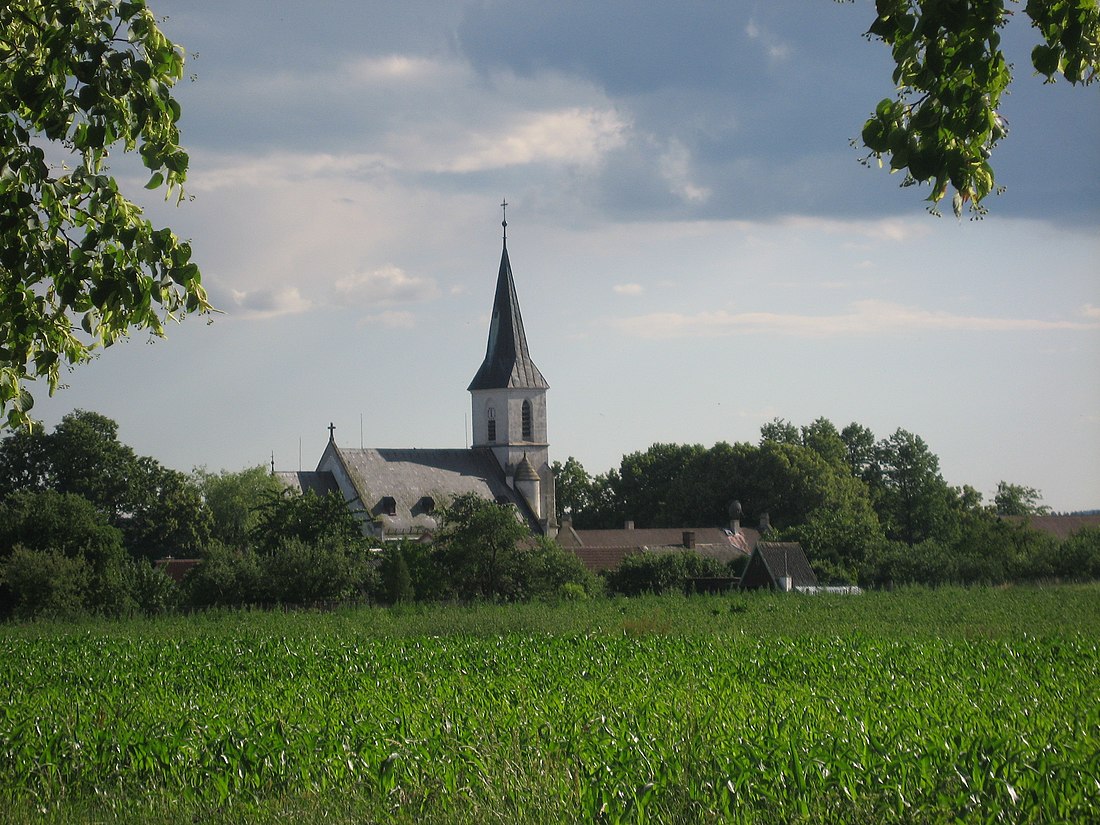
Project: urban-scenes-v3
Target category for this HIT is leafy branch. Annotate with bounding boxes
[1,0,212,430]
[854,0,1098,217]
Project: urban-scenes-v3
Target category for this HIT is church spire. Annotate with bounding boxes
[468,204,549,391]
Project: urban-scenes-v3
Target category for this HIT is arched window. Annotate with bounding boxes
[521,400,533,441]
[487,405,496,442]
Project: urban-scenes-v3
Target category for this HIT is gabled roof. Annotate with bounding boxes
[468,243,548,391]
[1002,514,1100,541]
[332,446,540,534]
[739,541,818,591]
[274,470,341,498]
[558,526,755,572]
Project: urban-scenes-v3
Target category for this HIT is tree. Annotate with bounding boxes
[856,0,1100,216]
[249,488,363,555]
[874,428,956,545]
[194,465,283,549]
[0,546,89,619]
[0,409,209,558]
[0,489,130,614]
[799,417,848,470]
[379,542,414,604]
[1,0,211,430]
[617,442,705,527]
[551,456,594,522]
[759,417,800,446]
[840,422,878,485]
[663,440,756,527]
[434,492,530,600]
[993,480,1051,516]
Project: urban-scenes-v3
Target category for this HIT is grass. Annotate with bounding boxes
[2,585,1098,823]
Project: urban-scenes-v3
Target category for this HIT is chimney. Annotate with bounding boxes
[759,512,771,533]
[624,520,635,530]
[729,499,743,533]
[682,531,696,549]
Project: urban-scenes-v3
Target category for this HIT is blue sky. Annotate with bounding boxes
[31,1,1100,511]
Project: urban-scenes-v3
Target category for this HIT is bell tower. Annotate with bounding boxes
[468,202,556,530]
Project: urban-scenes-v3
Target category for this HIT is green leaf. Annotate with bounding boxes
[144,172,164,190]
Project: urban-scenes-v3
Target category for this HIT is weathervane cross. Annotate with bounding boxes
[501,199,508,241]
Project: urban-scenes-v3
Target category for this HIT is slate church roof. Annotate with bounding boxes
[279,446,541,537]
[468,241,548,391]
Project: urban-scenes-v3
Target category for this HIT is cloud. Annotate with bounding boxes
[228,287,312,319]
[439,107,629,173]
[609,300,1100,339]
[613,283,644,296]
[777,216,935,243]
[658,139,711,204]
[345,54,441,82]
[334,265,440,306]
[1083,304,1100,319]
[744,19,791,61]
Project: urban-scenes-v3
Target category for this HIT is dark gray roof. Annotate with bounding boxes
[468,243,548,391]
[740,542,818,590]
[335,447,538,534]
[274,470,341,497]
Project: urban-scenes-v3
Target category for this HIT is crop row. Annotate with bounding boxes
[2,631,1097,823]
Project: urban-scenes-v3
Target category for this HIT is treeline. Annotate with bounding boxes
[0,411,598,620]
[2,411,1098,620]
[553,417,1100,587]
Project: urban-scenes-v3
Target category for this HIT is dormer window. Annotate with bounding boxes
[380,496,397,516]
[521,400,532,440]
[487,406,496,442]
[419,496,436,515]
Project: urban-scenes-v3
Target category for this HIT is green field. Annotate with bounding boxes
[2,587,1098,823]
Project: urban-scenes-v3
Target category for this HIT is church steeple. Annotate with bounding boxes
[468,203,556,531]
[468,204,548,392]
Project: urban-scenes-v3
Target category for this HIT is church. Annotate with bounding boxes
[276,209,558,539]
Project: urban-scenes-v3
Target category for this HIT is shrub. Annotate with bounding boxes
[605,550,725,596]
[0,546,89,620]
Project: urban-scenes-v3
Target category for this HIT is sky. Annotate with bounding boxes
[28,1,1100,512]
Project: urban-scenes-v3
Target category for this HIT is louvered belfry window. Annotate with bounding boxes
[521,400,532,440]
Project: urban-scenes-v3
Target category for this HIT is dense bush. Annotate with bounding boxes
[604,550,731,596]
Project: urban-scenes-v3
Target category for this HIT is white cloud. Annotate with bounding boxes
[345,54,441,82]
[334,265,440,306]
[613,283,644,296]
[229,287,312,319]
[778,215,934,243]
[1083,304,1100,319]
[609,300,1100,339]
[439,107,629,173]
[744,19,791,61]
[658,139,711,204]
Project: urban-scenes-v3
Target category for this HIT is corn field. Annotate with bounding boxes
[1,588,1098,823]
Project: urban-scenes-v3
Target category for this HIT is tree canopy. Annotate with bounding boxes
[856,0,1099,216]
[0,0,210,430]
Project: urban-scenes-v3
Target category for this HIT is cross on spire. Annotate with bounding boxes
[501,198,508,242]
[327,422,336,443]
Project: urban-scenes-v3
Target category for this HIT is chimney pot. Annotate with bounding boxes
[682,530,696,549]
[624,520,634,530]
